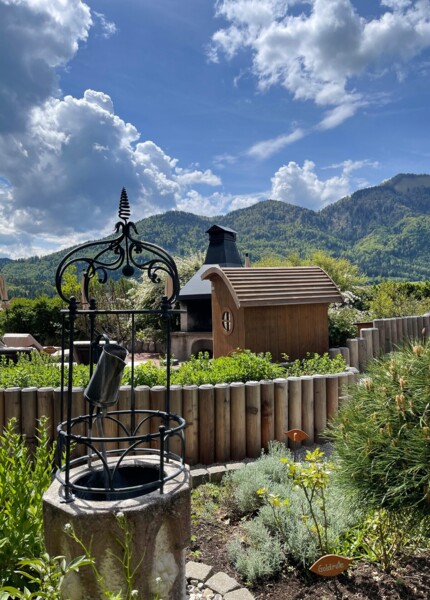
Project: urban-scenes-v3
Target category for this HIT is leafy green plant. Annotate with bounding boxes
[336,509,428,571]
[0,419,56,588]
[328,341,430,520]
[281,448,333,556]
[0,352,89,389]
[283,352,346,377]
[224,443,355,580]
[0,554,92,599]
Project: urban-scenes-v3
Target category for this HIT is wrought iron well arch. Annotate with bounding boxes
[55,188,186,502]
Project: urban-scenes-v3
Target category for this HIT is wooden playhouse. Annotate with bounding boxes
[201,266,343,361]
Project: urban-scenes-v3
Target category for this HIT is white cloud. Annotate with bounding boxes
[0,1,223,258]
[210,0,430,120]
[0,90,222,255]
[0,0,91,133]
[270,159,377,209]
[93,11,117,38]
[246,128,305,158]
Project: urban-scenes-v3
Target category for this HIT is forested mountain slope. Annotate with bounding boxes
[2,173,430,297]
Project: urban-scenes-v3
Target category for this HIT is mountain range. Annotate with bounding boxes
[2,173,430,297]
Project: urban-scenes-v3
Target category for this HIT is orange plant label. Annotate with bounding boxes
[285,428,309,442]
[309,554,352,577]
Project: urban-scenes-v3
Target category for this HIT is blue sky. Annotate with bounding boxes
[1,0,430,258]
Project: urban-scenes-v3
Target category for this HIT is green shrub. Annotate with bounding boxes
[0,353,89,389]
[171,350,285,386]
[328,306,363,347]
[0,296,63,346]
[328,341,430,519]
[224,443,356,579]
[284,352,346,377]
[0,419,56,588]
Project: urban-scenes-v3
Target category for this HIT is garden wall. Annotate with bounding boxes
[0,314,428,465]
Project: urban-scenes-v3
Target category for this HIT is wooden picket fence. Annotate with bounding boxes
[0,314,428,465]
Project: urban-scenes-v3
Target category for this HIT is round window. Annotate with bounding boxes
[221,309,234,335]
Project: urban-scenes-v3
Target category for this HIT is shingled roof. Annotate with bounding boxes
[201,266,343,308]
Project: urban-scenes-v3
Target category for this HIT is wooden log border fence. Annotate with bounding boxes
[1,314,429,465]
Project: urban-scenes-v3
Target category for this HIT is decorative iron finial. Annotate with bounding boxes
[118,187,131,221]
[55,188,180,305]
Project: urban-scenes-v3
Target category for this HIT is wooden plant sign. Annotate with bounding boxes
[309,554,352,577]
[285,428,309,443]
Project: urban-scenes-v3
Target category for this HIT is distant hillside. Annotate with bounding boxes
[2,173,430,297]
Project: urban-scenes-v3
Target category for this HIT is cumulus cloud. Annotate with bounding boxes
[270,159,377,209]
[0,1,222,258]
[210,0,430,120]
[0,0,92,133]
[0,90,222,255]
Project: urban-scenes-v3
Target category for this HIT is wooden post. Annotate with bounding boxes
[384,318,392,352]
[329,348,341,359]
[346,370,357,387]
[260,380,275,451]
[371,328,380,358]
[417,315,424,340]
[287,377,301,448]
[423,315,430,340]
[326,374,339,422]
[21,387,37,453]
[169,385,183,458]
[373,319,385,355]
[412,316,419,340]
[134,385,151,449]
[70,387,86,458]
[357,337,368,372]
[301,376,314,445]
[182,385,199,466]
[37,387,54,441]
[339,347,350,366]
[402,316,409,340]
[53,388,63,433]
[406,316,415,340]
[245,381,261,458]
[396,317,404,345]
[346,338,359,371]
[337,372,349,408]
[313,374,327,442]
[4,387,21,430]
[360,329,374,363]
[215,383,230,463]
[230,382,246,460]
[0,388,4,433]
[150,386,166,451]
[390,318,398,349]
[274,378,288,445]
[199,384,215,465]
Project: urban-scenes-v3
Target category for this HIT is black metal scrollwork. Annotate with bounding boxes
[55,188,180,305]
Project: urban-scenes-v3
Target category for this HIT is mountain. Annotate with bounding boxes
[2,173,430,297]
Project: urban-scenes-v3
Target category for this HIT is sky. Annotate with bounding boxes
[1,0,430,259]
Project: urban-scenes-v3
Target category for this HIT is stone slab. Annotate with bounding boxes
[206,572,241,595]
[208,465,226,483]
[191,468,210,487]
[225,588,255,600]
[186,561,213,582]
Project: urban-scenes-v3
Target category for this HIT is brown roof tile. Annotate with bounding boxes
[201,266,343,308]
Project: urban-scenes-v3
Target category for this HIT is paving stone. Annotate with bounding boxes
[208,465,226,483]
[224,462,245,473]
[205,572,241,595]
[186,561,214,582]
[191,468,210,487]
[225,588,255,600]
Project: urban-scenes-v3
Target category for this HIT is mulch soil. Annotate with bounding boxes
[188,511,430,599]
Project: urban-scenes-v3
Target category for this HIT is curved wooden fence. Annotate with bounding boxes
[1,314,428,465]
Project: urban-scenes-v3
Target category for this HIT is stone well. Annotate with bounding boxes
[43,457,191,600]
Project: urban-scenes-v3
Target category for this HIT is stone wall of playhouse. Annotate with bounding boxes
[1,314,428,465]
